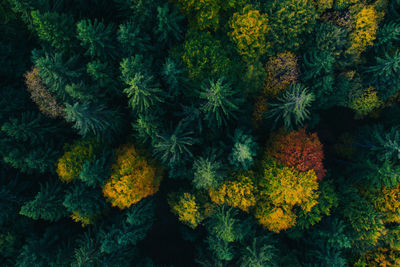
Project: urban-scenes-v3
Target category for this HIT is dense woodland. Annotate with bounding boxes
[1,0,400,266]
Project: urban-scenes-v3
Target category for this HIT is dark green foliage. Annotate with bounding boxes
[366,50,400,99]
[32,50,81,100]
[155,3,183,45]
[79,151,111,187]
[117,21,151,56]
[199,77,242,128]
[302,50,335,81]
[63,182,107,217]
[266,83,315,129]
[64,102,123,141]
[100,198,155,254]
[76,19,117,59]
[1,111,59,144]
[161,57,188,98]
[20,180,67,222]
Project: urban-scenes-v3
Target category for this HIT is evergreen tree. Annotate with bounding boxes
[155,3,183,45]
[199,77,242,129]
[19,180,67,222]
[76,19,118,59]
[266,83,315,129]
[228,129,258,171]
[31,10,75,50]
[193,154,225,190]
[64,102,123,141]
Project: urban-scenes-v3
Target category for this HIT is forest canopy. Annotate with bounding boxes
[1,0,400,266]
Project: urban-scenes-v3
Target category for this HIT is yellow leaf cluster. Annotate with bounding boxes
[70,211,94,227]
[229,5,270,60]
[370,186,400,224]
[169,192,204,229]
[255,160,320,232]
[56,139,100,183]
[103,144,162,209]
[254,205,297,233]
[348,5,378,55]
[209,174,256,212]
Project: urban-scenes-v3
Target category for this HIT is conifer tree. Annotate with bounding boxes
[76,19,118,59]
[64,102,123,141]
[229,129,258,171]
[266,83,315,129]
[19,180,67,222]
[199,77,242,129]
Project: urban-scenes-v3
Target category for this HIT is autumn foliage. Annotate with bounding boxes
[56,139,101,183]
[103,144,162,209]
[267,128,327,179]
[209,173,257,212]
[169,192,204,229]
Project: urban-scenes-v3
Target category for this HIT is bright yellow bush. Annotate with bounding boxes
[169,192,204,229]
[209,173,256,212]
[348,5,378,55]
[350,87,383,119]
[229,5,270,60]
[56,139,101,183]
[103,144,162,209]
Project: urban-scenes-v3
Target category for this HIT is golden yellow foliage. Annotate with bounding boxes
[209,173,256,212]
[357,248,400,267]
[370,186,400,224]
[229,5,270,60]
[254,204,297,233]
[56,139,101,183]
[169,192,204,229]
[314,0,333,13]
[103,144,162,209]
[348,5,378,55]
[70,211,94,227]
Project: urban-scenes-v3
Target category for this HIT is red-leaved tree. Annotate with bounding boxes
[267,128,326,179]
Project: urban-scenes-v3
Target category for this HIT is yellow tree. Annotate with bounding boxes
[103,144,163,209]
[168,192,204,229]
[255,160,319,233]
[348,5,378,56]
[209,173,256,212]
[229,5,270,61]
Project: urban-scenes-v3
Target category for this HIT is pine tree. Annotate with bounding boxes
[19,180,67,222]
[64,102,123,141]
[193,155,225,190]
[228,129,258,171]
[161,57,187,98]
[1,111,59,144]
[302,50,335,81]
[123,73,164,114]
[79,151,111,188]
[32,50,81,100]
[239,236,278,267]
[155,3,183,45]
[199,77,242,129]
[366,50,400,99]
[31,10,75,50]
[76,19,118,59]
[153,122,197,167]
[266,83,315,129]
[117,21,151,56]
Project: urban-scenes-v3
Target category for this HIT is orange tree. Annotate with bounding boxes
[103,144,163,209]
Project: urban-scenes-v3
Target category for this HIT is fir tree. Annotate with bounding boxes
[19,180,67,222]
[266,83,315,129]
[199,77,242,129]
[64,102,123,141]
[76,19,118,59]
[228,129,258,171]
